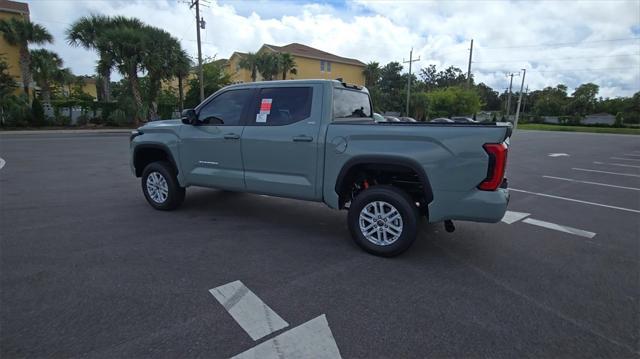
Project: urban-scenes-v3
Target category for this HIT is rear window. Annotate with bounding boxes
[333,88,372,119]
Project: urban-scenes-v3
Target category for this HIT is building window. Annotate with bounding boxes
[327,61,332,72]
[320,60,325,72]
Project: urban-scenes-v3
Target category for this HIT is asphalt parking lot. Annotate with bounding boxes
[1,129,638,358]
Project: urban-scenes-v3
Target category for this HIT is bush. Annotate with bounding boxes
[614,112,624,127]
[54,115,71,126]
[76,113,90,126]
[1,95,30,127]
[108,109,129,126]
[31,98,46,126]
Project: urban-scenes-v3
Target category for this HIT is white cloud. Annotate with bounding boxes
[25,0,640,97]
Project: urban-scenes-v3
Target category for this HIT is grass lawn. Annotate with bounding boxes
[517,123,640,135]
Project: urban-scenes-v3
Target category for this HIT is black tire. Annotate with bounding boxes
[141,161,185,210]
[347,185,419,257]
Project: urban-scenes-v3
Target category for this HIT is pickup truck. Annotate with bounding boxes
[130,80,510,256]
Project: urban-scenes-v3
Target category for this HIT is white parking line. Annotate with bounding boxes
[594,162,640,169]
[232,315,342,359]
[0,157,5,170]
[501,210,531,224]
[572,168,640,178]
[542,175,640,191]
[611,157,640,162]
[210,280,289,341]
[510,188,640,214]
[522,218,596,239]
[548,153,569,157]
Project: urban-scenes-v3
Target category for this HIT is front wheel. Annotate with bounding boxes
[141,161,185,210]
[347,185,419,257]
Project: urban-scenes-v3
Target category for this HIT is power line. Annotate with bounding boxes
[474,54,640,64]
[481,37,639,50]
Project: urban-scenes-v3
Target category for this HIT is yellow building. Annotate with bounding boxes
[227,43,366,86]
[0,0,29,95]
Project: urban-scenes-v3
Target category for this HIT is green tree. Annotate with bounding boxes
[30,49,65,103]
[66,15,112,101]
[256,52,279,81]
[184,60,231,108]
[378,61,404,112]
[140,26,187,120]
[410,92,429,121]
[0,55,16,98]
[532,84,568,116]
[569,83,599,115]
[238,52,259,82]
[363,61,381,88]
[475,82,501,111]
[0,18,53,96]
[426,87,481,118]
[278,53,297,80]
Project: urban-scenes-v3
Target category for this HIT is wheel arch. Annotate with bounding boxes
[133,144,179,177]
[334,155,434,209]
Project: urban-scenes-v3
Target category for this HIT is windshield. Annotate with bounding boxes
[333,88,372,119]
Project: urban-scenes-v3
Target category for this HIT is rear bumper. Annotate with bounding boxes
[427,186,509,223]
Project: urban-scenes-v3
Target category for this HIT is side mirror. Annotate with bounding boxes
[181,109,197,125]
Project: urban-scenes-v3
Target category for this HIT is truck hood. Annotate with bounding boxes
[139,119,182,131]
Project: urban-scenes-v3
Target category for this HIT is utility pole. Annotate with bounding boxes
[191,0,205,102]
[403,48,420,117]
[466,39,473,88]
[514,69,527,130]
[521,85,529,114]
[505,72,519,119]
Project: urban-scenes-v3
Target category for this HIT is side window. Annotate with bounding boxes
[253,87,313,126]
[198,89,252,126]
[333,88,372,119]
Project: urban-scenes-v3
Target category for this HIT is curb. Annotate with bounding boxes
[0,129,133,135]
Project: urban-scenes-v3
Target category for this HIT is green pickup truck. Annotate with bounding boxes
[130,80,510,256]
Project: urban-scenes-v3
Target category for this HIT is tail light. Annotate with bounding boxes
[478,143,508,191]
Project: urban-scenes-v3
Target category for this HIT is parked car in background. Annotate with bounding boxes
[373,113,386,122]
[384,116,401,122]
[430,118,454,123]
[399,117,417,122]
[451,117,478,123]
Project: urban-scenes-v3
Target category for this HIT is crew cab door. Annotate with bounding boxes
[241,85,323,200]
[179,88,254,190]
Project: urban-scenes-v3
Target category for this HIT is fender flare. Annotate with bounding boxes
[334,155,434,204]
[133,143,178,176]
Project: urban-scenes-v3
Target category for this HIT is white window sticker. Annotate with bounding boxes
[256,113,268,123]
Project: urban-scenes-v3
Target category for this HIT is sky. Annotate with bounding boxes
[24,0,640,98]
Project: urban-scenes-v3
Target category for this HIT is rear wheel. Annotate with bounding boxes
[141,161,185,210]
[347,185,418,257]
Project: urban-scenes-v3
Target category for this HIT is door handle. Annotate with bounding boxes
[292,135,313,142]
[224,133,240,140]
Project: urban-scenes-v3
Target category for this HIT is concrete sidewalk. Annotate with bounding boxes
[0,128,133,135]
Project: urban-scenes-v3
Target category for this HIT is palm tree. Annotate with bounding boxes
[142,26,185,120]
[238,52,259,82]
[30,49,64,103]
[67,15,142,102]
[363,61,381,88]
[96,25,148,125]
[256,52,279,81]
[278,53,297,80]
[0,18,52,97]
[172,49,192,112]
